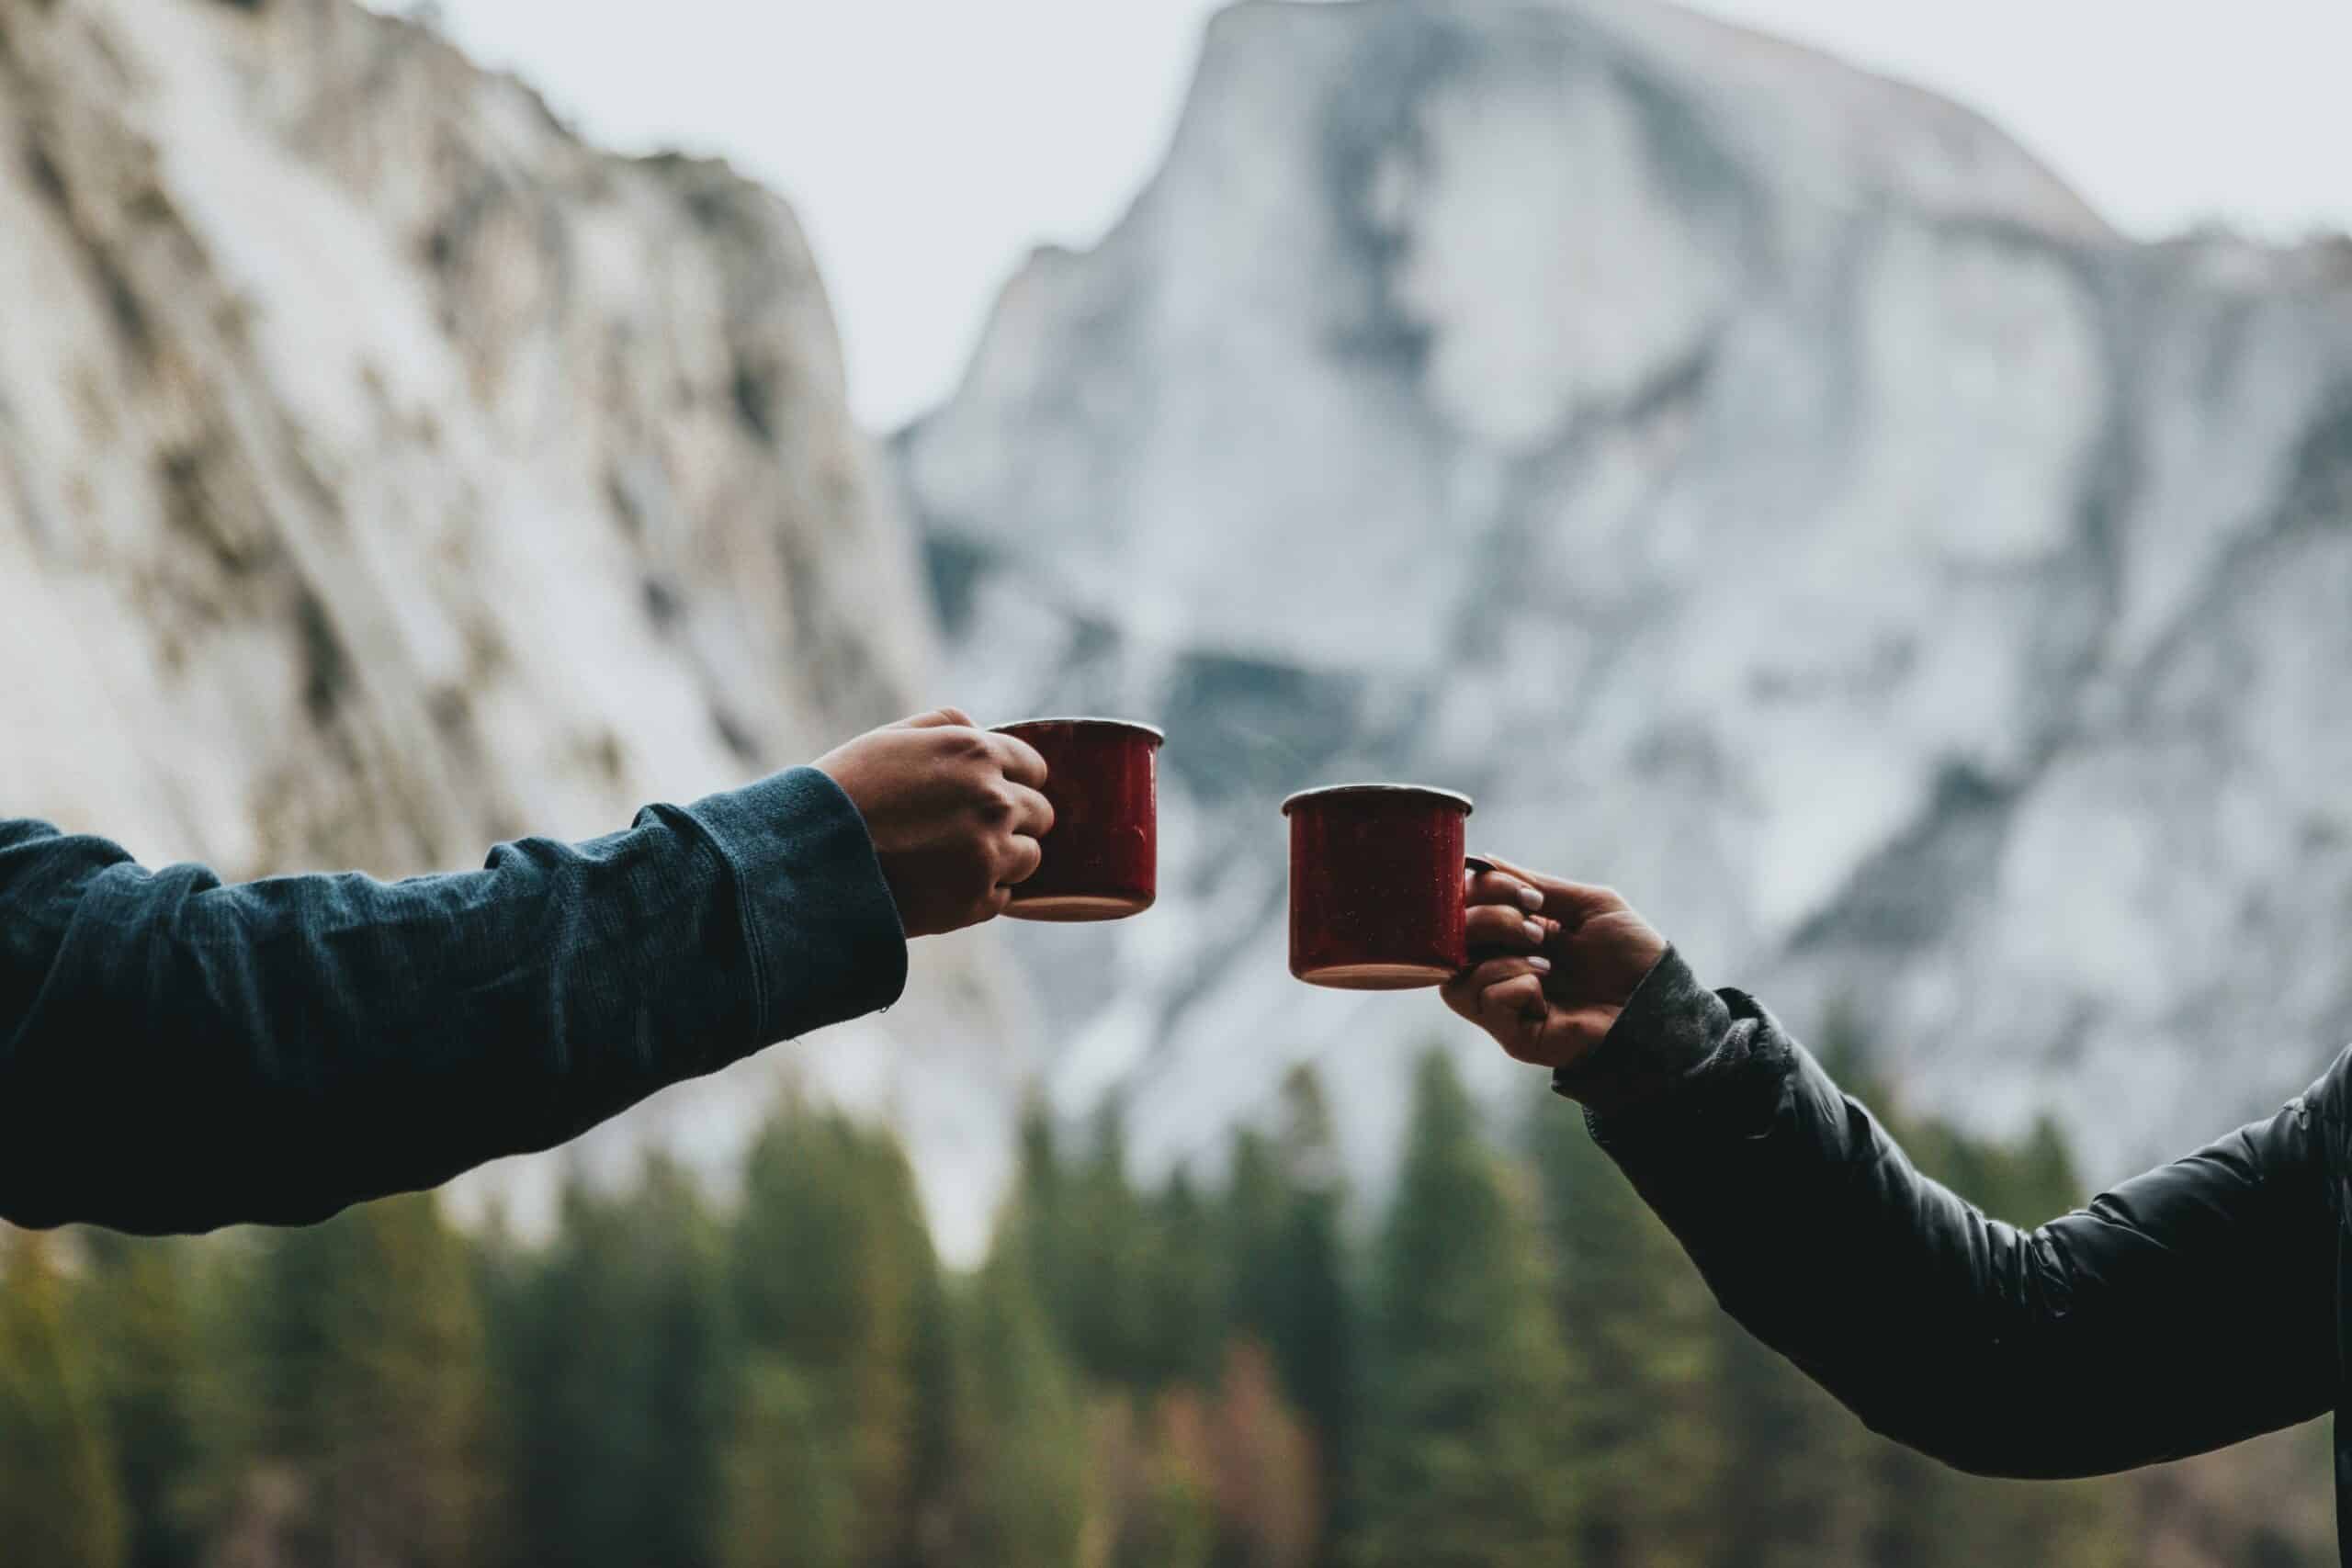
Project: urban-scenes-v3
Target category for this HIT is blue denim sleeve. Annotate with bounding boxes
[0,766,906,1233]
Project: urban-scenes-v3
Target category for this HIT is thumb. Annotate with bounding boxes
[896,706,977,730]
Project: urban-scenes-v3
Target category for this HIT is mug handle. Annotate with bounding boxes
[1463,854,1498,875]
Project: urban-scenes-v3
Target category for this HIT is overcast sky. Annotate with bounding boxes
[417,0,2352,432]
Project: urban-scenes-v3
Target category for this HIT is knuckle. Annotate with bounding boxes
[1495,1030,1538,1063]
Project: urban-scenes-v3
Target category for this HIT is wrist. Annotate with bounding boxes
[1549,946,1732,1116]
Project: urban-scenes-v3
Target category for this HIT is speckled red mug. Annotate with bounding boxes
[1283,784,1475,989]
[992,717,1164,921]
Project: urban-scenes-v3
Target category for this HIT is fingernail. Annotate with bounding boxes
[1527,955,1552,973]
[1522,919,1545,946]
[1517,886,1544,912]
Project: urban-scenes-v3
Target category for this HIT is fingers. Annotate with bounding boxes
[1465,903,1551,953]
[985,729,1049,788]
[898,706,976,729]
[1441,954,1555,1059]
[1464,865,1546,912]
[1442,953,1549,1010]
[1439,964,1484,1021]
[997,832,1044,888]
[1474,852,1625,927]
[1479,973,1551,1034]
[1458,864,1552,911]
[1001,781,1055,840]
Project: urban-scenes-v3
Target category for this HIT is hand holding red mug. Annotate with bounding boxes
[1442,854,1668,1075]
[815,708,1055,938]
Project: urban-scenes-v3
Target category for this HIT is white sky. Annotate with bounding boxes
[416,0,2352,433]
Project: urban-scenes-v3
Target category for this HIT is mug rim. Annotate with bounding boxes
[1281,782,1474,816]
[990,716,1166,744]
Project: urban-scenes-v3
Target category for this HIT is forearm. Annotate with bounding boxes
[1571,953,2336,1476]
[0,767,906,1233]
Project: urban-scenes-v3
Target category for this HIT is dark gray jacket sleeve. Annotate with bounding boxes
[1564,950,2340,1478]
[0,766,906,1234]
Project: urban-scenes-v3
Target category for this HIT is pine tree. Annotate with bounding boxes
[77,1230,203,1568]
[630,1158,741,1568]
[239,1192,488,1567]
[719,1356,854,1568]
[1356,1051,1576,1568]
[495,1158,738,1568]
[1708,1303,1874,1568]
[1221,1128,1289,1350]
[1528,1098,1722,1568]
[1060,1099,1154,1387]
[1204,1340,1321,1568]
[1265,1065,1357,1558]
[469,1200,536,1568]
[952,1250,1089,1568]
[1009,1098,1075,1346]
[1102,1393,1218,1568]
[901,1260,964,1568]
[0,1229,130,1568]
[1125,1438,1217,1568]
[852,1123,953,1568]
[733,1096,929,1568]
[1138,1169,1220,1391]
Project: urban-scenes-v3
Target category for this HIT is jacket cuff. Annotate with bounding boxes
[1552,945,1734,1118]
[684,766,908,1043]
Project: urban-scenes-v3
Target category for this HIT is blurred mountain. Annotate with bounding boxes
[12,0,2350,1252]
[897,0,2352,1195]
[0,0,1032,1257]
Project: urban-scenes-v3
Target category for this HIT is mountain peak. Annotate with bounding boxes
[902,0,2352,1201]
[1191,0,2114,243]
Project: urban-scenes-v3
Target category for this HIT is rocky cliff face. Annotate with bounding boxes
[898,0,2352,1192]
[12,0,2349,1241]
[0,0,1029,1254]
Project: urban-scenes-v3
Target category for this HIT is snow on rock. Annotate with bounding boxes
[0,0,1029,1261]
[898,0,2352,1199]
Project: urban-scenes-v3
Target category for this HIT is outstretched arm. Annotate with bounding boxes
[1446,859,2339,1478]
[0,709,1051,1235]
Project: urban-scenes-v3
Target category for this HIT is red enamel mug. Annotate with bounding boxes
[991,717,1164,921]
[1282,784,1476,989]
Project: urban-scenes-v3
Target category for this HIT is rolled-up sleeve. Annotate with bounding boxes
[0,766,905,1234]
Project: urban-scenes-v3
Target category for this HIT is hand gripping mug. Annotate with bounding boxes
[991,718,1165,921]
